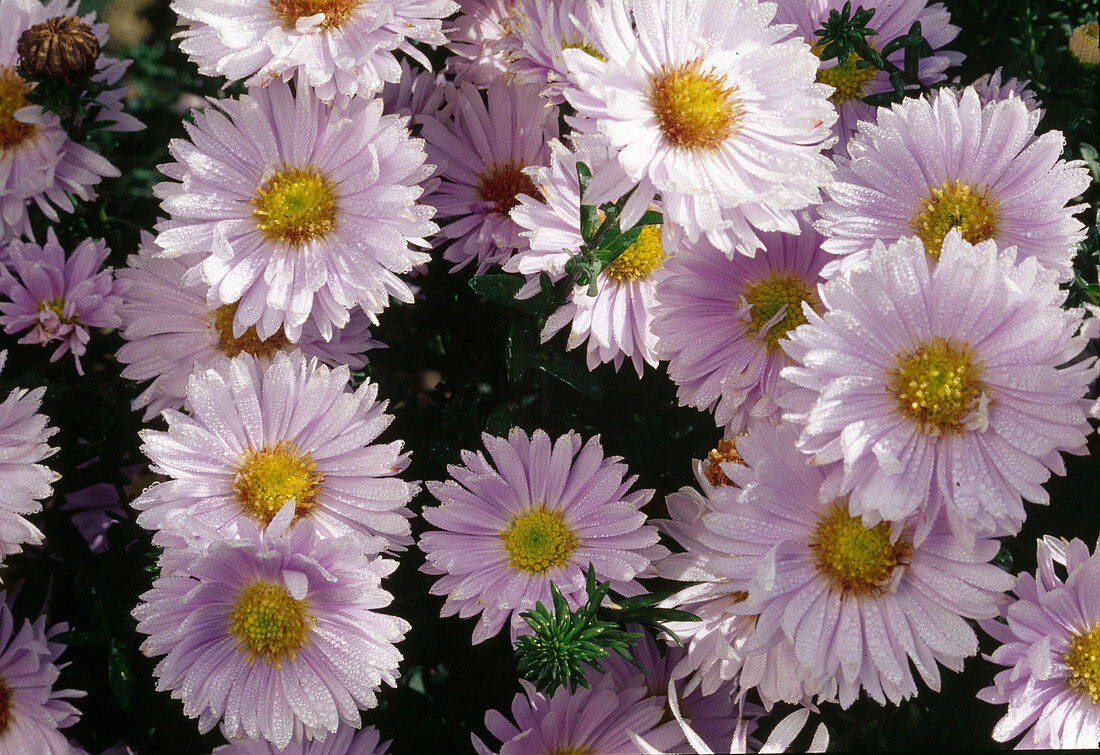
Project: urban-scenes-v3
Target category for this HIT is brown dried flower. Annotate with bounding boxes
[17,16,100,79]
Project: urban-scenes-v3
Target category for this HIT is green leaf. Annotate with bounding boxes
[533,353,604,400]
[506,320,538,385]
[469,274,543,316]
[108,637,135,713]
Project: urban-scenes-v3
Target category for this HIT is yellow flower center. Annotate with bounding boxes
[252,164,338,245]
[810,501,911,596]
[232,440,323,526]
[1069,21,1100,68]
[743,272,819,353]
[888,337,983,434]
[500,504,578,573]
[210,301,289,359]
[0,67,34,150]
[909,178,1000,260]
[561,36,605,62]
[550,747,595,755]
[269,0,362,29]
[1066,622,1100,703]
[477,160,539,216]
[812,45,878,103]
[605,224,665,282]
[704,437,744,488]
[228,580,314,667]
[649,58,744,150]
[36,298,74,323]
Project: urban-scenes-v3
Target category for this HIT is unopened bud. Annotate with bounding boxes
[17,16,100,79]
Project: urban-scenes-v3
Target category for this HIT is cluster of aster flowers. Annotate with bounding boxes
[0,0,1096,750]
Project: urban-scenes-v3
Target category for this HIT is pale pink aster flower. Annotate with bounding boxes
[774,0,962,145]
[0,0,141,242]
[154,79,435,342]
[380,57,449,124]
[816,87,1090,281]
[653,219,829,433]
[0,229,121,375]
[215,723,390,753]
[171,0,457,102]
[60,462,155,553]
[446,0,515,86]
[978,536,1100,749]
[506,139,669,375]
[419,428,667,643]
[781,232,1097,542]
[473,679,678,755]
[420,78,556,273]
[655,444,823,708]
[116,233,379,421]
[496,0,601,104]
[132,350,417,550]
[967,67,1040,112]
[596,631,747,754]
[564,0,836,256]
[699,421,1013,708]
[133,504,409,749]
[0,350,57,560]
[0,594,84,753]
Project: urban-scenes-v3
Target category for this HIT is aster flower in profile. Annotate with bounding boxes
[133,351,417,550]
[698,421,1014,708]
[0,229,121,375]
[380,57,449,124]
[445,0,515,87]
[596,631,747,754]
[653,219,828,432]
[781,232,1096,542]
[473,678,678,755]
[774,0,962,144]
[133,503,409,749]
[60,461,156,554]
[116,234,379,421]
[419,428,666,643]
[420,78,556,273]
[816,86,1090,280]
[978,536,1100,749]
[496,0,602,104]
[967,67,1040,112]
[171,0,457,101]
[0,0,141,242]
[0,350,57,560]
[0,594,84,752]
[564,0,836,256]
[215,723,390,753]
[507,139,669,375]
[154,79,435,342]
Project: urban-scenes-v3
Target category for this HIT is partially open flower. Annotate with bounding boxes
[17,16,99,79]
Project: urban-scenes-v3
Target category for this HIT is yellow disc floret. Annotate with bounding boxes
[743,272,819,353]
[813,46,878,103]
[252,164,338,245]
[910,178,999,260]
[500,504,578,573]
[605,224,665,282]
[888,337,983,434]
[1068,21,1099,68]
[649,58,744,150]
[232,440,323,525]
[1066,622,1100,702]
[228,580,314,667]
[269,0,363,30]
[0,67,35,150]
[561,35,605,63]
[810,501,911,596]
[478,160,539,215]
[211,301,289,359]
